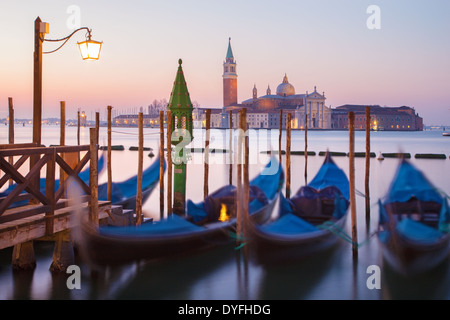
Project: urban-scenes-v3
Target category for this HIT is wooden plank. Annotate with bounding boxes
[0,143,38,150]
[0,145,89,157]
[0,201,111,250]
[0,193,33,205]
[0,198,72,224]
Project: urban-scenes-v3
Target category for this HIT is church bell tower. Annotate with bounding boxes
[223,38,237,107]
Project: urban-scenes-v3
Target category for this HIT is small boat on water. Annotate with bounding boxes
[76,157,284,267]
[377,159,450,275]
[97,154,165,211]
[442,132,450,137]
[248,153,350,265]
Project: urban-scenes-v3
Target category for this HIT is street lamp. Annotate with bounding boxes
[33,16,102,147]
[31,16,102,192]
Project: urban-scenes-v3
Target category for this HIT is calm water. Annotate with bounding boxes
[0,124,449,300]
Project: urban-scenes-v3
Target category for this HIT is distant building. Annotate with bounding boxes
[113,114,162,127]
[331,105,423,131]
[114,41,424,132]
[193,108,224,128]
[222,39,331,129]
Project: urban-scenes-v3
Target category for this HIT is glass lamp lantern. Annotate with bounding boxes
[77,38,102,60]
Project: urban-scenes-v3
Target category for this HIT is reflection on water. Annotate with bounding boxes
[0,126,449,299]
[257,247,339,300]
[381,258,450,300]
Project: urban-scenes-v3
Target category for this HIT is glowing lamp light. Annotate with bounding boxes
[218,203,230,222]
[78,38,102,60]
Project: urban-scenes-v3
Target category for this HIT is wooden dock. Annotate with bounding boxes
[0,200,112,250]
[0,136,131,271]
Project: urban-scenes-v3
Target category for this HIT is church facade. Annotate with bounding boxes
[221,39,331,129]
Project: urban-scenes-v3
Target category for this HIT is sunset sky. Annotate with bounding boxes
[0,0,449,125]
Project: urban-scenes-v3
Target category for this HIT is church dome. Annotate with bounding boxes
[276,74,295,97]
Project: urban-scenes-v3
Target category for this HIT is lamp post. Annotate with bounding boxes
[33,16,102,147]
[31,16,102,192]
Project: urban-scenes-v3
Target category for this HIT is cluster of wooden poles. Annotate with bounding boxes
[154,107,372,258]
[6,98,371,257]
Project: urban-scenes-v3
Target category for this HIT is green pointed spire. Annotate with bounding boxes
[226,37,234,60]
[168,59,193,111]
[168,58,194,145]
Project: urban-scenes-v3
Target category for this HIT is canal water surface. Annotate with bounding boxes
[0,125,449,300]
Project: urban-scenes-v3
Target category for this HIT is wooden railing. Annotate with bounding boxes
[0,144,94,233]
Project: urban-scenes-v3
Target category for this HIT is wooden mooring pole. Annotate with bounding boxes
[77,110,81,146]
[136,113,144,225]
[286,113,291,199]
[304,113,308,184]
[278,109,282,164]
[204,109,211,199]
[365,106,371,230]
[95,112,100,145]
[348,112,358,257]
[229,110,233,185]
[236,109,244,247]
[167,111,172,215]
[107,106,112,202]
[59,102,65,187]
[242,109,249,231]
[242,108,250,264]
[8,97,14,186]
[89,128,99,226]
[77,110,81,162]
[159,111,165,219]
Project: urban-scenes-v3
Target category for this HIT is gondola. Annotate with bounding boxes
[97,154,166,210]
[248,153,350,265]
[377,159,450,275]
[76,157,284,266]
